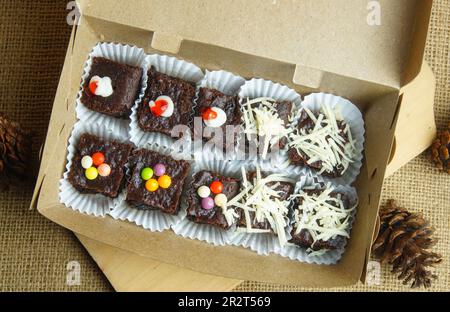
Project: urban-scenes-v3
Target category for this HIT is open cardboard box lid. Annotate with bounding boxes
[32,0,433,287]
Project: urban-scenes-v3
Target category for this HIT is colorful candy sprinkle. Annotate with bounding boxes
[210,181,224,195]
[145,179,159,192]
[201,197,215,210]
[158,175,172,189]
[197,186,211,199]
[89,81,98,95]
[150,99,169,117]
[214,193,228,208]
[85,167,99,180]
[141,167,154,181]
[81,156,93,169]
[202,108,218,121]
[98,164,111,177]
[92,152,105,167]
[154,164,166,177]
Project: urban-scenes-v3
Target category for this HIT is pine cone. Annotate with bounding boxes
[372,200,443,288]
[430,122,450,173]
[0,113,33,191]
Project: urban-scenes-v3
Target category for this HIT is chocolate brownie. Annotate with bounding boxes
[138,66,196,136]
[288,110,350,177]
[273,100,293,149]
[193,88,242,147]
[243,99,293,154]
[81,57,143,118]
[289,189,352,251]
[186,171,240,229]
[237,171,294,231]
[126,149,190,215]
[68,133,133,198]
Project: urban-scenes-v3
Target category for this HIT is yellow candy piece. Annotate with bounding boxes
[158,175,172,189]
[145,179,159,192]
[85,167,98,180]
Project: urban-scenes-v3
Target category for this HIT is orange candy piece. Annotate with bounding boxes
[92,152,105,167]
[210,181,223,194]
[145,179,159,192]
[89,81,98,94]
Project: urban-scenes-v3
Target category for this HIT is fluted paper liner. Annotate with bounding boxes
[192,70,246,161]
[288,92,365,185]
[237,78,302,167]
[76,42,148,135]
[59,121,130,217]
[274,176,359,265]
[228,161,305,255]
[129,54,204,148]
[172,150,246,246]
[110,135,192,232]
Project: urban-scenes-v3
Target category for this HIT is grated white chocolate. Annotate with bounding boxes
[290,183,357,249]
[241,97,293,159]
[228,166,295,247]
[288,105,356,175]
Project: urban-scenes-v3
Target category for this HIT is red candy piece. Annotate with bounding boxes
[92,152,105,167]
[150,99,169,117]
[202,108,218,121]
[210,181,224,195]
[89,81,98,95]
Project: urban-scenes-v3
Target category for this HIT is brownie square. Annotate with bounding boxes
[80,57,143,118]
[126,149,190,215]
[237,171,294,231]
[193,88,242,146]
[243,99,293,153]
[289,189,352,251]
[138,66,196,136]
[288,110,349,177]
[186,171,241,230]
[68,134,133,198]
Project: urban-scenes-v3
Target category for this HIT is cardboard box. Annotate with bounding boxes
[32,0,434,287]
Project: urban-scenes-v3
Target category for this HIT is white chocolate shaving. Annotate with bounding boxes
[288,105,356,175]
[290,183,357,250]
[228,166,295,247]
[242,97,293,159]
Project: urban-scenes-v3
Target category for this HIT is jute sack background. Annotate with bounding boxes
[0,0,448,292]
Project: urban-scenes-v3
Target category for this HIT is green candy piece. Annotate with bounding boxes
[141,167,154,181]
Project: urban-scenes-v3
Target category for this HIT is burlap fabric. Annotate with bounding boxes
[0,0,448,292]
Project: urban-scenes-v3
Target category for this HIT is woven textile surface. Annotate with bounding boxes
[0,0,448,292]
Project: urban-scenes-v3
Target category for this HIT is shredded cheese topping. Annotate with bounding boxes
[221,204,240,228]
[288,105,356,175]
[290,183,357,249]
[242,97,293,159]
[228,166,295,247]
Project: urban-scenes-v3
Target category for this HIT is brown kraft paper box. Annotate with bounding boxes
[31,0,436,287]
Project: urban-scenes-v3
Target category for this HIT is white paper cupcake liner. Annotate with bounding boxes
[59,121,131,217]
[228,161,306,256]
[237,78,302,167]
[172,149,247,246]
[76,42,149,135]
[274,176,359,265]
[109,136,192,232]
[288,93,365,186]
[192,70,246,161]
[129,54,204,148]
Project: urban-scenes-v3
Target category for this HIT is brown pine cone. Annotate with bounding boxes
[430,122,450,173]
[0,113,33,191]
[372,200,443,288]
